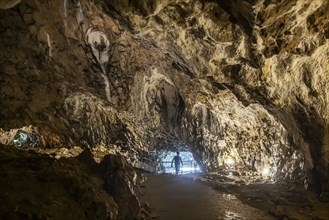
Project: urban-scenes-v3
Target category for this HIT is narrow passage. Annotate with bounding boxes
[141,174,275,220]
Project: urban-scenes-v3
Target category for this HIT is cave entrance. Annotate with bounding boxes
[157,151,201,174]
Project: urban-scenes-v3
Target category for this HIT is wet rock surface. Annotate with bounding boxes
[0,0,318,184]
[214,182,329,220]
[0,0,328,217]
[206,172,329,220]
[105,0,329,192]
[142,173,329,220]
[141,174,274,220]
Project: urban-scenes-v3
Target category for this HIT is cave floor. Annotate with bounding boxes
[140,173,329,220]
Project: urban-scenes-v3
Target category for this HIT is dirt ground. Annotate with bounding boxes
[140,174,276,220]
[140,173,329,220]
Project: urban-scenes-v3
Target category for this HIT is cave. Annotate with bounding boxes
[0,0,328,219]
[156,150,201,174]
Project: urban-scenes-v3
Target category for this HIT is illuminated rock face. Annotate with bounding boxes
[0,0,21,9]
[0,0,328,192]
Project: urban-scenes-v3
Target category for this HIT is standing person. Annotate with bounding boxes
[171,152,183,175]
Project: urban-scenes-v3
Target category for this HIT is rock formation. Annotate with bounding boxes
[0,0,328,216]
[0,144,145,219]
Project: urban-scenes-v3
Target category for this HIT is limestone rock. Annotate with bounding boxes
[0,144,118,219]
[0,144,146,219]
[99,154,141,219]
[0,0,328,197]
[105,0,329,191]
[0,0,21,9]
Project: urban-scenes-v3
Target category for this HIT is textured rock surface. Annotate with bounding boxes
[0,144,144,219]
[103,0,329,190]
[0,0,21,9]
[0,0,328,197]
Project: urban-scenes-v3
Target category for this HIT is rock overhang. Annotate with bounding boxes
[0,0,328,192]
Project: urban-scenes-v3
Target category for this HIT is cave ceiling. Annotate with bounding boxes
[0,0,328,190]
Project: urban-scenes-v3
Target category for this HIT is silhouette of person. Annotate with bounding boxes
[171,152,183,175]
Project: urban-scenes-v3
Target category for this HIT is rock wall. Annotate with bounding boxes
[0,144,143,219]
[0,0,328,193]
[104,0,328,190]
